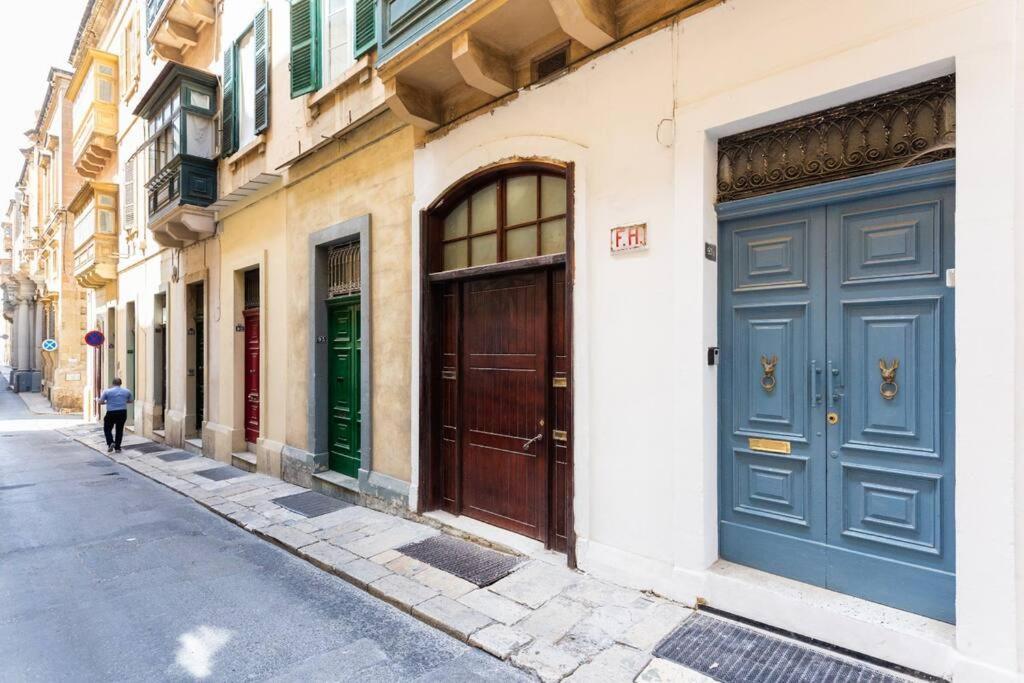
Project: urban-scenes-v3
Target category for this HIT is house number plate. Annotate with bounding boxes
[748,437,791,455]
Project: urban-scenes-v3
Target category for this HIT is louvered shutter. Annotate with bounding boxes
[289,0,320,98]
[254,6,270,134]
[124,157,135,230]
[353,0,376,58]
[221,46,238,157]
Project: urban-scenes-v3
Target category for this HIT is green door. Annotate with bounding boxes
[327,296,360,476]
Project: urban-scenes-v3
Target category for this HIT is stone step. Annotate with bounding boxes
[231,451,257,473]
[312,469,360,505]
[183,437,203,456]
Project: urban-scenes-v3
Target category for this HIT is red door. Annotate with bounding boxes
[243,309,260,443]
[460,271,549,540]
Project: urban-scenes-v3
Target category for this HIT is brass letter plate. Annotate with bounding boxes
[748,437,791,455]
[552,377,567,388]
[552,429,568,442]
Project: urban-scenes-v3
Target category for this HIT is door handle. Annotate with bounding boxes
[522,433,543,451]
[809,360,822,406]
[827,361,842,409]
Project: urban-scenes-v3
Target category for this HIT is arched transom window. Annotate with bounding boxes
[432,167,568,273]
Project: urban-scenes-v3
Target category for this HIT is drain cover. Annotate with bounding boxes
[156,451,193,463]
[124,443,169,454]
[195,466,247,481]
[653,613,907,683]
[271,490,350,518]
[397,534,523,587]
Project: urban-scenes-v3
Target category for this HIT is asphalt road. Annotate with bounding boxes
[0,388,529,682]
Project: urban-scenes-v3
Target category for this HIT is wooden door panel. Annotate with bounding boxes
[439,283,460,512]
[461,272,548,540]
[825,186,955,623]
[244,309,260,443]
[550,268,570,552]
[328,298,361,477]
[719,206,829,586]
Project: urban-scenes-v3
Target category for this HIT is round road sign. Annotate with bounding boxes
[41,339,58,352]
[84,330,105,348]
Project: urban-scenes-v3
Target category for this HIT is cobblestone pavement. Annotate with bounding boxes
[61,424,714,682]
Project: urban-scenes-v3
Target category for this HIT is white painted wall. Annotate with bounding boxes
[410,0,1024,680]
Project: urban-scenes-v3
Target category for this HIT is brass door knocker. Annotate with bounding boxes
[760,354,778,392]
[879,358,899,400]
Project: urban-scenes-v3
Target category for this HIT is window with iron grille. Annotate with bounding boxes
[244,269,260,309]
[327,242,360,298]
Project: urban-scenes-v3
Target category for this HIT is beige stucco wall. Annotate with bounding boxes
[212,110,414,484]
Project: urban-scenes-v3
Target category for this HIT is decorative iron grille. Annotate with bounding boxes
[327,242,360,298]
[717,75,955,202]
[244,269,260,309]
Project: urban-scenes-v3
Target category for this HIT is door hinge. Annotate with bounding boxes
[945,268,955,288]
[552,376,567,388]
[552,429,568,442]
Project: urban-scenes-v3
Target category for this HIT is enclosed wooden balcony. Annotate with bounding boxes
[68,50,119,179]
[378,0,718,130]
[69,182,119,289]
[147,0,215,62]
[134,63,219,248]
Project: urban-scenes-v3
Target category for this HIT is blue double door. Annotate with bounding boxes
[718,170,955,623]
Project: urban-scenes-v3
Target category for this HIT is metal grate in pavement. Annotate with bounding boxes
[653,613,907,683]
[195,465,247,482]
[397,533,523,587]
[124,443,170,454]
[156,451,194,463]
[271,490,350,518]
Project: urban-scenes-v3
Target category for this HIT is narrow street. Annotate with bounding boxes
[0,389,528,682]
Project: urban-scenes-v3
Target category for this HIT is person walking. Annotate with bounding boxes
[99,378,133,453]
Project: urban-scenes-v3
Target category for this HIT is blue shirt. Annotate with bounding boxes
[100,387,133,411]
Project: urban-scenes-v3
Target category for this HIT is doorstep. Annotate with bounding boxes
[61,426,928,683]
[183,437,202,455]
[231,450,257,473]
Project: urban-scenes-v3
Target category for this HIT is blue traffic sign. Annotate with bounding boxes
[41,338,58,352]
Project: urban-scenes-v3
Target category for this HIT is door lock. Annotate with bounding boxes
[826,411,839,425]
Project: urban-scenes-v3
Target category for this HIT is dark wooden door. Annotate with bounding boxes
[327,297,360,476]
[460,271,549,540]
[243,309,260,444]
[195,290,204,430]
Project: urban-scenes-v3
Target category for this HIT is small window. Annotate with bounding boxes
[97,209,115,234]
[328,242,360,297]
[187,88,211,110]
[533,44,570,81]
[244,269,260,309]
[322,0,355,84]
[434,169,568,273]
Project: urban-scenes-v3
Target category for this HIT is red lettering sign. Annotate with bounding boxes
[609,224,647,253]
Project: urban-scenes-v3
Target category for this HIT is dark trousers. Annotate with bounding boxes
[103,409,128,449]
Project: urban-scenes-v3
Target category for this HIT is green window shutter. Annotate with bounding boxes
[254,6,270,134]
[289,0,320,98]
[353,0,376,58]
[221,45,238,157]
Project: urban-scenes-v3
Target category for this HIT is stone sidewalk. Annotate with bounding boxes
[64,426,712,683]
